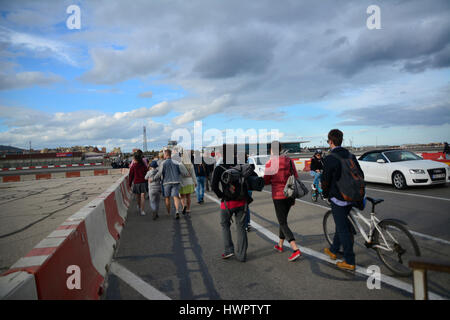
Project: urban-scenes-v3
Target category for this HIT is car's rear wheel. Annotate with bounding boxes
[392,171,406,189]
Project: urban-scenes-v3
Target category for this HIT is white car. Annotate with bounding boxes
[358,149,449,189]
[248,155,270,177]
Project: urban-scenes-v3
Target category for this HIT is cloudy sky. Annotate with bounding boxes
[0,0,449,152]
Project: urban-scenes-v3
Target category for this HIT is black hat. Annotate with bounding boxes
[150,160,158,168]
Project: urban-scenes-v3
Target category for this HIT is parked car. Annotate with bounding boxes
[358,149,449,189]
[248,155,270,177]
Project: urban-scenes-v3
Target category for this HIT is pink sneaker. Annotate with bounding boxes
[221,253,234,259]
[274,245,284,253]
[288,250,302,261]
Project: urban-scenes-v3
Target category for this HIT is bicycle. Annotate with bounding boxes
[323,197,421,277]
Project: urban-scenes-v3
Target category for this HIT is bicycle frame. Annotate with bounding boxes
[348,208,397,252]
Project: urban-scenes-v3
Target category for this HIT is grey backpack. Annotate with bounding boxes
[284,159,309,199]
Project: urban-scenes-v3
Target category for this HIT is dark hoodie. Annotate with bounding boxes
[321,146,364,202]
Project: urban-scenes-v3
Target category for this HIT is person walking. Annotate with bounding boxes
[443,142,450,160]
[157,151,166,198]
[244,153,252,232]
[204,151,216,192]
[264,141,302,262]
[321,129,364,271]
[211,144,249,262]
[128,151,149,216]
[161,149,183,219]
[145,160,162,220]
[194,152,207,204]
[310,150,324,193]
[179,150,197,216]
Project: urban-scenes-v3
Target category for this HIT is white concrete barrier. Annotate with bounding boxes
[0,174,131,300]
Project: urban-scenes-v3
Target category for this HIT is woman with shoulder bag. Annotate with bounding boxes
[179,151,197,216]
[263,141,302,261]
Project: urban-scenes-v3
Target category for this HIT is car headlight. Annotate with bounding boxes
[409,169,425,174]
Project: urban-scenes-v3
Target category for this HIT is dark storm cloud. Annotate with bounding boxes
[2,0,450,127]
[326,18,450,77]
[338,104,450,127]
[194,31,277,79]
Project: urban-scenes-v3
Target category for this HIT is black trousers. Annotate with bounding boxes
[273,198,295,243]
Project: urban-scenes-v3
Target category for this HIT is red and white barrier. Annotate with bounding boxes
[1,169,121,183]
[291,158,311,172]
[1,163,103,172]
[0,174,131,300]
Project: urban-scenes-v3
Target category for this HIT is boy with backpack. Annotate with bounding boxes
[211,144,251,262]
[321,129,365,271]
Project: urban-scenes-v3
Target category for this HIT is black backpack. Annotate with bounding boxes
[329,152,365,202]
[219,164,255,202]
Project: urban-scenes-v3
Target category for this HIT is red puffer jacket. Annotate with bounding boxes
[264,156,298,200]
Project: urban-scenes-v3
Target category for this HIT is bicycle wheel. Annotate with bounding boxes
[323,210,335,247]
[373,220,421,277]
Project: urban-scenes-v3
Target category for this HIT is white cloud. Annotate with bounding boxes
[0,104,175,151]
[172,94,233,125]
[0,71,63,90]
[138,91,153,98]
[0,26,77,66]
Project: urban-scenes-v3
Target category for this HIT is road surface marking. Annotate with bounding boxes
[264,187,450,246]
[302,178,450,202]
[109,261,171,300]
[204,193,445,300]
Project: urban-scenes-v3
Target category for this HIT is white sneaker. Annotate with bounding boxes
[141,210,146,216]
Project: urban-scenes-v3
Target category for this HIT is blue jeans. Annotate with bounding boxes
[310,171,322,192]
[329,202,355,265]
[149,191,161,213]
[196,176,205,202]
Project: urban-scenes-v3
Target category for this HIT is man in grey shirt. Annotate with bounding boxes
[161,149,182,219]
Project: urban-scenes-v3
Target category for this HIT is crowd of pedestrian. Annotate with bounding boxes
[128,128,365,272]
[128,148,216,220]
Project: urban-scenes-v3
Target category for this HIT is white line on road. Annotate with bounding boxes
[301,178,450,202]
[204,193,445,300]
[264,188,450,246]
[109,261,171,300]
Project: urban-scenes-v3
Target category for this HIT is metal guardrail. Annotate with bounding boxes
[409,258,450,300]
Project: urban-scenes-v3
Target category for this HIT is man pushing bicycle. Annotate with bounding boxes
[321,129,365,271]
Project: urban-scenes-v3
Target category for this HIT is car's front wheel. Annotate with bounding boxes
[392,171,407,189]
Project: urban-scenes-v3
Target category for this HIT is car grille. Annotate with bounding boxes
[427,168,447,181]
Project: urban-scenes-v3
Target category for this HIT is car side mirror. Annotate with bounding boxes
[376,159,385,164]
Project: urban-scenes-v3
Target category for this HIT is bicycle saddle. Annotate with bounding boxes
[365,197,384,206]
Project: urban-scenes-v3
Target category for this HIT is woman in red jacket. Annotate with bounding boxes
[264,141,302,261]
[128,152,149,216]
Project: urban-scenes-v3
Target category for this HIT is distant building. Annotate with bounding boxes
[204,141,309,156]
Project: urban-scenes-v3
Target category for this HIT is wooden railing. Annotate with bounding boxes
[409,258,450,300]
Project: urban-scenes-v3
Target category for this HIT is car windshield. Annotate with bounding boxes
[383,150,422,162]
[254,156,270,165]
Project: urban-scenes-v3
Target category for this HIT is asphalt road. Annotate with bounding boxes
[0,166,113,176]
[104,177,450,300]
[1,171,447,299]
[0,172,124,274]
